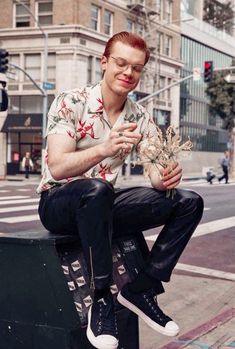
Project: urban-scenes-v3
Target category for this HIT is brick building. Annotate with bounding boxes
[0,0,181,176]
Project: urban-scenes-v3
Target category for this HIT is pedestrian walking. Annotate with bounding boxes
[218,150,230,184]
[37,31,204,349]
[206,168,216,184]
[22,152,33,179]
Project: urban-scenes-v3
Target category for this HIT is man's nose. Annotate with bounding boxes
[123,65,133,75]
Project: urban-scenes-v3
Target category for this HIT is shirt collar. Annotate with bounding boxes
[87,82,135,120]
[87,82,104,114]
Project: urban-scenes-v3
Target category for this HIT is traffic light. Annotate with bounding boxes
[204,61,213,83]
[0,49,9,74]
[0,88,8,112]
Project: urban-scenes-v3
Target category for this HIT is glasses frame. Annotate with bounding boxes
[110,56,145,74]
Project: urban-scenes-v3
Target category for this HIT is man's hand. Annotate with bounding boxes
[162,162,182,189]
[99,123,142,157]
[149,162,182,190]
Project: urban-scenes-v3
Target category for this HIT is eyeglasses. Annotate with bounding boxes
[110,56,145,74]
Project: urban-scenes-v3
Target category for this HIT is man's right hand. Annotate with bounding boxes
[99,122,142,157]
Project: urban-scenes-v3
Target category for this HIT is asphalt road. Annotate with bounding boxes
[0,178,234,275]
[0,177,234,349]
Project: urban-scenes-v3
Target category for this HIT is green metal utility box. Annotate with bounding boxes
[0,231,147,349]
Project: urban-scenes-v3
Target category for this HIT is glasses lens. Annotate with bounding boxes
[133,65,144,73]
[115,58,128,69]
[111,57,144,73]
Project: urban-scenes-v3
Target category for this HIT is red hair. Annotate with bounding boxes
[103,31,150,65]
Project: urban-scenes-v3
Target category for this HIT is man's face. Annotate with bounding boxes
[101,41,146,97]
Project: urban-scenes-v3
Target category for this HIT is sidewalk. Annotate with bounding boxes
[0,172,207,184]
[139,273,235,349]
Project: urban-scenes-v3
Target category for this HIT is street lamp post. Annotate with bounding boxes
[15,0,48,170]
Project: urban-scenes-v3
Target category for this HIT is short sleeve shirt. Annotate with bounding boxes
[37,82,158,193]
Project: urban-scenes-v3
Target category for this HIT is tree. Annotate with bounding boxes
[205,70,235,131]
[205,65,235,177]
[203,0,234,35]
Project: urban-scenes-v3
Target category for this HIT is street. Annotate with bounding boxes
[0,177,234,348]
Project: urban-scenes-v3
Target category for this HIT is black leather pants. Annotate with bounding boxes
[39,178,204,290]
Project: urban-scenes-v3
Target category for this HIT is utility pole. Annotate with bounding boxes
[15,0,48,172]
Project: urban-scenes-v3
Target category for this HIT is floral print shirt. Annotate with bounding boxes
[37,82,158,193]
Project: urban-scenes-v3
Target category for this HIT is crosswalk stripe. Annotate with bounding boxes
[193,216,235,237]
[0,214,40,223]
[0,195,29,201]
[0,198,39,206]
[146,216,235,241]
[17,189,32,192]
[175,263,235,281]
[0,205,38,213]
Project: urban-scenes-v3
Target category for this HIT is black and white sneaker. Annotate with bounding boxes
[86,291,119,349]
[117,283,179,337]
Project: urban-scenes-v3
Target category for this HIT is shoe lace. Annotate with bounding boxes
[96,297,118,335]
[143,290,167,320]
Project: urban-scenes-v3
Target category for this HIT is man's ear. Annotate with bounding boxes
[101,55,108,74]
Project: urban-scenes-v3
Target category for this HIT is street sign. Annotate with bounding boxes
[43,81,55,90]
[193,67,201,81]
[224,74,235,83]
[6,70,17,80]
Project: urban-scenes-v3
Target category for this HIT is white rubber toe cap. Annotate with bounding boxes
[97,334,119,348]
[165,321,180,336]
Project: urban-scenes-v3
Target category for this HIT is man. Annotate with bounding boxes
[218,150,230,184]
[37,32,204,349]
[22,151,33,179]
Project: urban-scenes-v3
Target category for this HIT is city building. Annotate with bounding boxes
[180,0,235,174]
[0,0,181,177]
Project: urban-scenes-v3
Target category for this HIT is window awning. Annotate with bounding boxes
[1,114,42,133]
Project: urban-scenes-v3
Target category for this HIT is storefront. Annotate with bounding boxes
[1,113,42,175]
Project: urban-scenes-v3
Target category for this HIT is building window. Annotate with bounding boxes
[8,55,20,82]
[95,57,102,83]
[104,10,113,35]
[24,54,41,82]
[167,78,171,99]
[36,1,53,26]
[91,4,100,31]
[127,18,134,32]
[136,22,144,36]
[159,76,165,98]
[15,2,30,27]
[153,109,170,126]
[87,56,93,85]
[156,0,161,16]
[156,32,162,53]
[164,35,172,56]
[48,53,56,81]
[165,0,172,22]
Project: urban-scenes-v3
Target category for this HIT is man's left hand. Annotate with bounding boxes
[162,162,182,189]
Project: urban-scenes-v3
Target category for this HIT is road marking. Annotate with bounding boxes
[0,214,40,223]
[0,205,38,213]
[0,198,39,206]
[0,195,29,201]
[0,190,10,193]
[146,216,235,241]
[193,216,235,237]
[17,189,32,192]
[176,263,235,281]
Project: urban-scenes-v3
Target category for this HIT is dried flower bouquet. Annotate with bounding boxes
[137,126,193,198]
